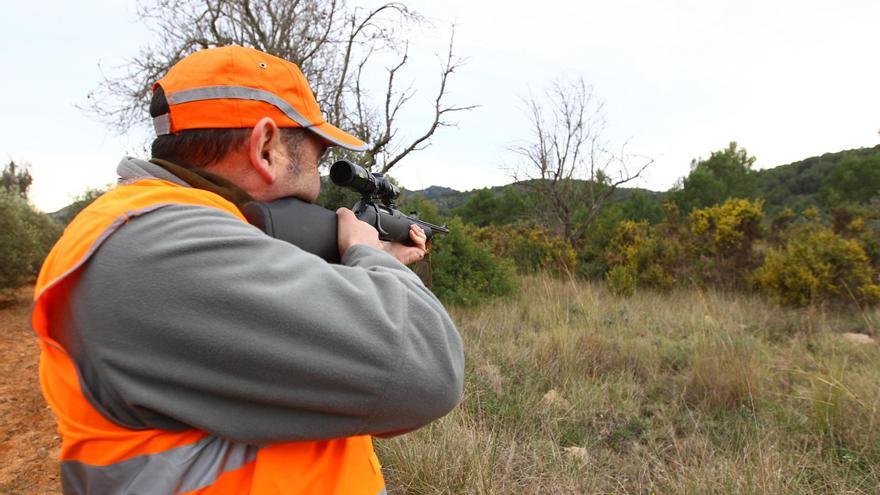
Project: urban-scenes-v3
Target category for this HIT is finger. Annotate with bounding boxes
[409,225,427,249]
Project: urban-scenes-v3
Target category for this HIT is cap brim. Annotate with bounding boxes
[308,122,369,152]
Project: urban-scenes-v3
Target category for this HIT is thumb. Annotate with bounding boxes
[336,207,356,223]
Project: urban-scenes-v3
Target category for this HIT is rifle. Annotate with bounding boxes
[241,160,449,263]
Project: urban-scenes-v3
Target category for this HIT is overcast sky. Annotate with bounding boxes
[2,0,879,212]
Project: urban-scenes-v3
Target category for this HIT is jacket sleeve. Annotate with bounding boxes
[62,204,464,444]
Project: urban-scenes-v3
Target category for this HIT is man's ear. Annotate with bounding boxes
[248,117,282,184]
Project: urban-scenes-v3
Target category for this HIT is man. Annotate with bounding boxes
[32,46,464,494]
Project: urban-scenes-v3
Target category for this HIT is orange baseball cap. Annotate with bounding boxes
[152,45,368,151]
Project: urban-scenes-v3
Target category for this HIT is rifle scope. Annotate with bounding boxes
[330,160,400,205]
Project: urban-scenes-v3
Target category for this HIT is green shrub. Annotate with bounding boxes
[606,264,636,296]
[397,192,443,226]
[605,220,680,294]
[755,226,880,307]
[430,218,519,306]
[0,190,61,290]
[471,224,576,277]
[768,207,796,246]
[829,204,880,271]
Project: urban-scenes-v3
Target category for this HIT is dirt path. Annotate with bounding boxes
[0,288,61,494]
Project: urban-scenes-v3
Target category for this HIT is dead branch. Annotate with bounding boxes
[512,77,652,245]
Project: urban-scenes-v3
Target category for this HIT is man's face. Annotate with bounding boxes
[278,131,329,203]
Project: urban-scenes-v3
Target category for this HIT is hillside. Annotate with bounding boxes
[755,144,880,213]
[405,181,663,216]
[405,144,880,216]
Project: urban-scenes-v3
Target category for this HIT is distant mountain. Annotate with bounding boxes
[404,180,662,216]
[48,204,77,224]
[418,185,460,199]
[404,144,880,217]
[403,185,470,212]
[755,144,880,213]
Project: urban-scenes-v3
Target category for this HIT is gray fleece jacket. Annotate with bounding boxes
[56,157,464,445]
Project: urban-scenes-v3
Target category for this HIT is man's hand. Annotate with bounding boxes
[382,224,429,265]
[337,208,429,265]
[337,208,382,257]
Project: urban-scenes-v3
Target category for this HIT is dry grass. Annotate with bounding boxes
[377,275,880,494]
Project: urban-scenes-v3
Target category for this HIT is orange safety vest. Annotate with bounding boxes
[33,178,386,494]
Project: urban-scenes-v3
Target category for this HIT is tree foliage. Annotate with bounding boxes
[454,186,534,227]
[752,145,880,214]
[1,160,33,199]
[0,191,62,290]
[397,191,443,227]
[671,142,757,212]
[821,154,880,205]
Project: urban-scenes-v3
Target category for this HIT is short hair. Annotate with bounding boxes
[150,85,309,168]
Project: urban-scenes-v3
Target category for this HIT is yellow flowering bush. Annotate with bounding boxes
[605,220,680,295]
[754,227,880,307]
[471,224,576,277]
[687,198,764,286]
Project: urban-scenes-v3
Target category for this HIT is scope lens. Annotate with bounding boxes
[329,160,355,186]
[330,160,376,195]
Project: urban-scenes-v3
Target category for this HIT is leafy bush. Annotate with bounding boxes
[688,198,764,286]
[754,226,880,307]
[605,220,680,295]
[397,192,443,225]
[471,224,576,277]
[0,190,62,290]
[606,264,636,296]
[829,203,880,271]
[577,197,667,280]
[614,190,666,224]
[454,186,533,226]
[768,207,796,246]
[430,218,519,306]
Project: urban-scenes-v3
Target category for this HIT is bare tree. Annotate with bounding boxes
[85,0,474,173]
[512,78,652,246]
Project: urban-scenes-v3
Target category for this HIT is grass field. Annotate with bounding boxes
[3,277,879,493]
[377,275,880,494]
